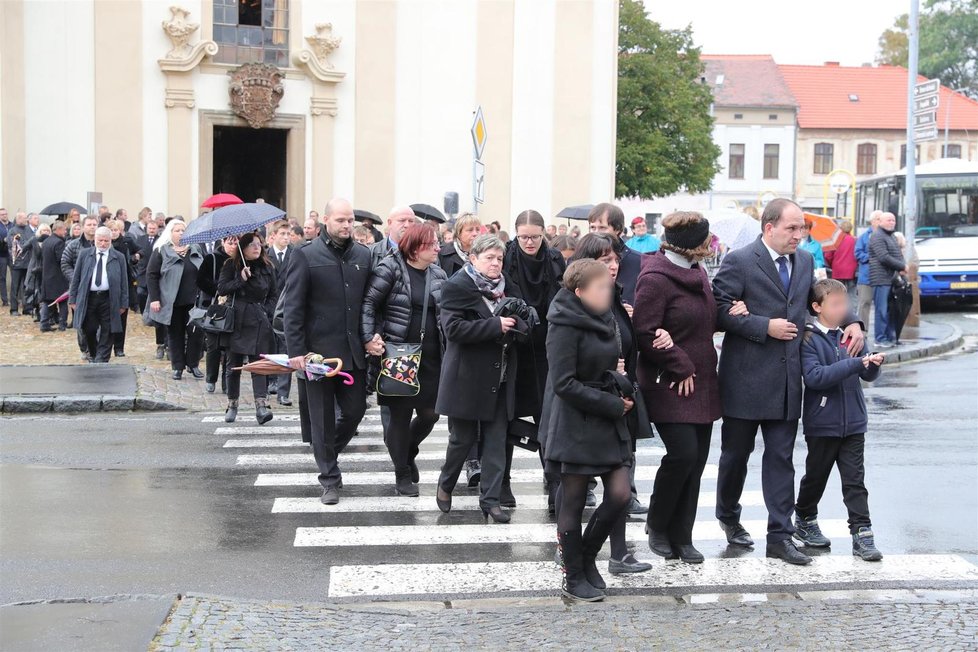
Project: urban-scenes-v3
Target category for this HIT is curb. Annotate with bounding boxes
[884,323,964,364]
[0,394,183,414]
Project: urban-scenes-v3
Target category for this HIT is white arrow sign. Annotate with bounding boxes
[914,79,940,98]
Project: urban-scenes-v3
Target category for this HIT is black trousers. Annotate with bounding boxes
[0,257,8,303]
[225,351,269,401]
[648,422,713,544]
[167,303,203,371]
[716,416,798,544]
[303,368,367,489]
[386,405,439,475]
[439,393,508,508]
[82,291,113,362]
[204,332,226,384]
[9,267,27,312]
[40,300,68,329]
[795,434,871,534]
[112,307,128,353]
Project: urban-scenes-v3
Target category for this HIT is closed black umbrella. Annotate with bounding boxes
[39,201,87,216]
[410,203,446,224]
[889,276,913,344]
[353,209,382,226]
[556,204,594,221]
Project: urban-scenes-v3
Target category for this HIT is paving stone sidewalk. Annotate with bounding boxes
[151,592,978,651]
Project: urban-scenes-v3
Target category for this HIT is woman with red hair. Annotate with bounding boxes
[362,223,448,497]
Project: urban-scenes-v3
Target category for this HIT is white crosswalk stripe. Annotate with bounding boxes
[327,555,978,598]
[272,491,765,514]
[236,447,666,465]
[255,465,718,486]
[204,413,384,424]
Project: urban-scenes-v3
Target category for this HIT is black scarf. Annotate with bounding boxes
[515,246,551,311]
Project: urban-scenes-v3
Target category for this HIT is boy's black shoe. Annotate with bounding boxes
[765,540,812,565]
[793,517,831,548]
[852,527,883,561]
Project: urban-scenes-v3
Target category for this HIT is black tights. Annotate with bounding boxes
[386,405,439,474]
[557,467,632,545]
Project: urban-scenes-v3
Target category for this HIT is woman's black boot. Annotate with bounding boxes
[481,505,511,524]
[582,512,618,590]
[224,400,238,423]
[395,470,420,497]
[255,398,273,425]
[557,530,604,602]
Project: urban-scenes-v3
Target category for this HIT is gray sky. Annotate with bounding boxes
[645,0,906,66]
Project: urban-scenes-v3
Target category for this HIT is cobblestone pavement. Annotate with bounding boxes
[151,592,978,651]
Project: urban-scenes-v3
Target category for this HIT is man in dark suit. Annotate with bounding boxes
[69,226,129,363]
[283,197,371,505]
[369,206,417,269]
[267,220,294,405]
[40,220,69,331]
[713,198,864,565]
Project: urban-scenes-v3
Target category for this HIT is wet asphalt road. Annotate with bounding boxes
[1,308,976,605]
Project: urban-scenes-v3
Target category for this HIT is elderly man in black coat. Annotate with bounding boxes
[40,220,70,331]
[69,226,130,363]
[713,198,864,565]
[283,197,371,505]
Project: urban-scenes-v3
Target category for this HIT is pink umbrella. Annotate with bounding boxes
[49,291,69,307]
[201,193,244,209]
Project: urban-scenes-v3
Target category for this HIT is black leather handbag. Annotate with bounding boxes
[190,294,235,334]
[377,273,431,397]
[508,418,540,452]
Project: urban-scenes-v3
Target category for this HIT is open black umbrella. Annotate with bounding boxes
[889,275,913,344]
[39,201,87,216]
[410,203,446,224]
[556,204,594,221]
[181,202,285,245]
[353,209,382,226]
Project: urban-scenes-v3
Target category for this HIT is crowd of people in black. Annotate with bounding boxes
[1,196,888,602]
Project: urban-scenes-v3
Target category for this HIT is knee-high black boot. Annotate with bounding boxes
[557,529,604,602]
[582,508,622,591]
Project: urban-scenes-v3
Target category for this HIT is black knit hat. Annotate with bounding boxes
[664,217,710,250]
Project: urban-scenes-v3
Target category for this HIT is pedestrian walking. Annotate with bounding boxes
[854,211,880,328]
[134,221,168,358]
[370,206,417,269]
[634,212,739,564]
[6,211,31,316]
[39,221,69,331]
[218,232,278,425]
[108,219,140,357]
[0,207,9,306]
[283,198,370,506]
[267,220,295,406]
[437,212,481,278]
[68,226,129,363]
[23,223,49,323]
[198,236,236,393]
[794,279,884,561]
[503,209,566,507]
[869,212,907,348]
[587,203,642,303]
[541,259,634,602]
[146,219,206,380]
[825,221,858,308]
[434,234,531,523]
[362,223,447,497]
[712,198,864,566]
[62,215,99,358]
[625,217,660,253]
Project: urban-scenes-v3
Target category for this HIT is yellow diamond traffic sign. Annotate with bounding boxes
[471,106,487,160]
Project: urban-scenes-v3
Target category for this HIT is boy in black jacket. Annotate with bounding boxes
[794,279,885,561]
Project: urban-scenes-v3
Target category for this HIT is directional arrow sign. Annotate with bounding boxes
[913,111,937,127]
[914,79,940,98]
[914,95,939,112]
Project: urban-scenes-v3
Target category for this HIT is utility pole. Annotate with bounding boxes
[905,0,921,326]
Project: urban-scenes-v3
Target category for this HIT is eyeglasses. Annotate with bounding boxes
[517,235,543,243]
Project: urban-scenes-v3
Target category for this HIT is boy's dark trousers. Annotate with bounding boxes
[795,434,871,534]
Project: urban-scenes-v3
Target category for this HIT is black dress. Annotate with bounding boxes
[378,265,441,409]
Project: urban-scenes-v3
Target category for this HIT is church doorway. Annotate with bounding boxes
[212,126,287,209]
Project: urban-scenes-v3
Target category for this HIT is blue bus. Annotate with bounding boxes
[856,158,978,298]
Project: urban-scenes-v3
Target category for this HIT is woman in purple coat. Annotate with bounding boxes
[633,211,745,563]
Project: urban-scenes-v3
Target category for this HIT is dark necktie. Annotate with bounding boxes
[95,252,104,287]
[278,251,284,265]
[776,256,790,292]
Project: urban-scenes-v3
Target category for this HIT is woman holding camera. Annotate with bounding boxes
[435,234,531,523]
[217,231,278,425]
[362,223,448,497]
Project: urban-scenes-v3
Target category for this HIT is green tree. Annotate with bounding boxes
[616,0,720,199]
[876,1,978,99]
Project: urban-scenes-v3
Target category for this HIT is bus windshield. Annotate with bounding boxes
[916,175,978,238]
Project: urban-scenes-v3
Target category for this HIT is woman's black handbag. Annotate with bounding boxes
[190,294,235,334]
[377,273,431,397]
[605,370,655,441]
[508,418,540,452]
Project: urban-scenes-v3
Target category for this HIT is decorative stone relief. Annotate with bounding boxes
[306,23,342,70]
[228,63,285,129]
[164,88,196,109]
[310,97,339,117]
[162,6,198,59]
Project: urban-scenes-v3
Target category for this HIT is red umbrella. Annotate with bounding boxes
[201,193,244,209]
[49,291,69,307]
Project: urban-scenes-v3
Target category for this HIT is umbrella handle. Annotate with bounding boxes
[230,367,246,371]
[338,371,355,385]
[319,357,343,375]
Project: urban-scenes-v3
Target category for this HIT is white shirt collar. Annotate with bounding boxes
[663,249,693,269]
[812,319,839,335]
[761,238,784,263]
[272,245,288,255]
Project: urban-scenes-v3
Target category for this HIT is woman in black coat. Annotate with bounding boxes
[362,223,447,497]
[540,259,635,602]
[434,234,530,523]
[217,232,278,425]
[437,212,482,277]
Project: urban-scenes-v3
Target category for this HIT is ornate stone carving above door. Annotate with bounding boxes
[228,63,285,129]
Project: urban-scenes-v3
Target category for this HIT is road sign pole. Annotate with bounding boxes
[905,0,921,327]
